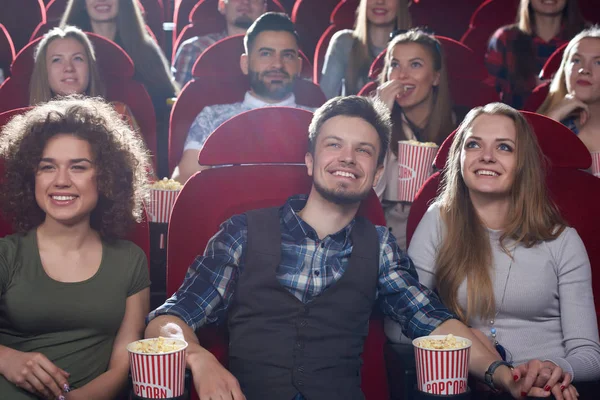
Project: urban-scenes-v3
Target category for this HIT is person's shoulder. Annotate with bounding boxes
[329,29,356,47]
[296,104,317,113]
[194,101,246,122]
[103,238,146,259]
[491,24,521,41]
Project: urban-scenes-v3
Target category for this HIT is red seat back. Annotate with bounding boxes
[312,0,359,84]
[172,0,284,59]
[460,0,520,64]
[0,0,46,51]
[168,165,389,400]
[45,0,67,20]
[579,0,600,24]
[407,113,600,328]
[0,33,157,163]
[368,36,487,81]
[522,81,550,112]
[540,42,568,80]
[291,0,340,63]
[198,107,313,166]
[0,24,15,81]
[410,0,482,41]
[139,0,165,47]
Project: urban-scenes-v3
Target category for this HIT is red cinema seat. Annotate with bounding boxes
[540,42,568,81]
[139,0,165,47]
[45,0,67,21]
[0,0,46,51]
[410,0,482,41]
[313,0,360,84]
[172,0,284,60]
[168,165,389,400]
[168,35,325,174]
[522,81,550,112]
[579,0,600,24]
[406,112,600,329]
[368,36,488,82]
[460,0,520,64]
[0,33,157,165]
[0,24,15,81]
[291,0,340,63]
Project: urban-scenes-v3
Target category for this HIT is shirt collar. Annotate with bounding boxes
[243,91,297,109]
[281,194,356,244]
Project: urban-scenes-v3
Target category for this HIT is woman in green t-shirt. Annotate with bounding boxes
[0,96,152,399]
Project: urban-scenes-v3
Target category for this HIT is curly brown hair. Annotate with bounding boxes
[0,96,151,239]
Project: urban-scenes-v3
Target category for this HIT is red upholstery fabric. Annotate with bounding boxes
[0,0,46,51]
[0,24,15,81]
[410,0,483,41]
[168,36,325,174]
[368,36,488,81]
[579,0,600,24]
[172,0,284,60]
[540,42,567,80]
[312,0,359,84]
[460,0,520,63]
[30,19,60,42]
[291,0,340,62]
[139,0,165,47]
[522,81,550,112]
[167,165,389,400]
[45,0,67,21]
[198,107,313,166]
[190,34,312,80]
[407,112,600,329]
[0,33,157,163]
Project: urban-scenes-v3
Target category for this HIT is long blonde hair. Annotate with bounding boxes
[379,30,455,153]
[538,26,600,115]
[346,0,411,95]
[29,26,104,105]
[435,103,566,322]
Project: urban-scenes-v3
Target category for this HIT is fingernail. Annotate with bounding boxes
[521,392,527,397]
[513,374,519,381]
[561,385,566,391]
[63,383,70,392]
[59,396,65,400]
[544,385,551,391]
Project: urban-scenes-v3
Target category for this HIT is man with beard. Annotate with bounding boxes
[148,96,541,400]
[172,0,266,87]
[173,12,315,183]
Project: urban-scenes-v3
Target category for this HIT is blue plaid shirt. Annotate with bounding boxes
[149,195,454,340]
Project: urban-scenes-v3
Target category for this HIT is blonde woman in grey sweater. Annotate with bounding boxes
[388,103,600,399]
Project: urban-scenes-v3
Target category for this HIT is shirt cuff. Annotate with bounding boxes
[146,302,204,332]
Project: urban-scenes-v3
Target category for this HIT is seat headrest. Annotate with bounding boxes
[434,111,591,170]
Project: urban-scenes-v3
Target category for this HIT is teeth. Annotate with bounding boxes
[476,170,498,177]
[333,171,356,179]
[52,195,76,201]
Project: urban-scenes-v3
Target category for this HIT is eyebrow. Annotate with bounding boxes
[257,47,297,54]
[572,52,600,59]
[468,136,516,144]
[40,157,94,164]
[323,135,378,151]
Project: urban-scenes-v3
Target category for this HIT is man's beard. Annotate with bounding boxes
[233,16,254,30]
[313,178,371,205]
[248,68,295,101]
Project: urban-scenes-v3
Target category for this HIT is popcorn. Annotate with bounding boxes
[417,334,469,350]
[129,337,186,354]
[402,139,438,148]
[151,177,182,191]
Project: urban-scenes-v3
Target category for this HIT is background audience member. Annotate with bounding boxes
[0,96,151,399]
[403,103,600,399]
[486,0,585,109]
[539,26,600,153]
[173,12,315,184]
[29,26,104,105]
[60,0,179,110]
[172,0,266,87]
[30,26,142,146]
[375,30,455,249]
[320,0,411,99]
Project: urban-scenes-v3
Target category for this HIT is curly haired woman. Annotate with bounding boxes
[0,96,151,400]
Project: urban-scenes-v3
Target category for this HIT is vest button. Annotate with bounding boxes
[295,341,304,349]
[303,306,309,314]
[299,319,307,327]
[297,365,304,373]
[297,380,304,386]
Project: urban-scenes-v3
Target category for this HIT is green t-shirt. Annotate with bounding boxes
[0,230,150,398]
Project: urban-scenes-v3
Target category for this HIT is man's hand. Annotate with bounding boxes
[0,348,70,399]
[187,345,245,400]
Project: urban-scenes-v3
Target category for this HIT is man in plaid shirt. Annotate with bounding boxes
[146,97,541,400]
[172,0,267,87]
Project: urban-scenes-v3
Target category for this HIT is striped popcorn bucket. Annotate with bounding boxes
[397,141,439,202]
[128,338,188,399]
[591,152,600,178]
[413,335,472,395]
[147,189,180,223]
